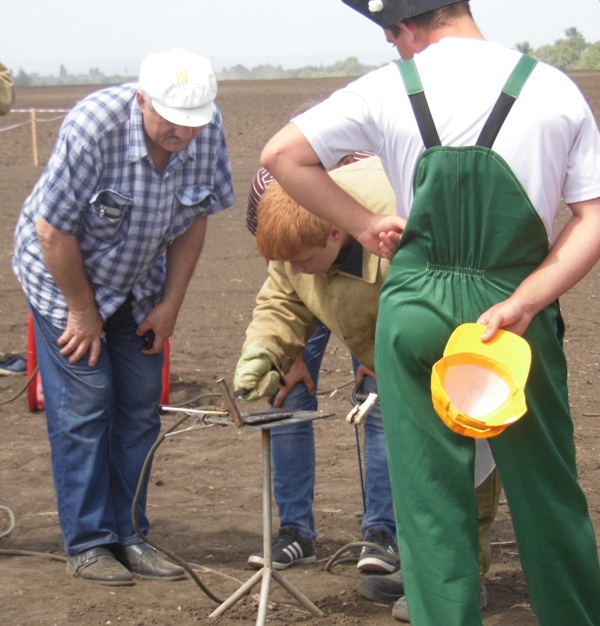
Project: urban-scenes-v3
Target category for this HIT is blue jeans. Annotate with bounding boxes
[31,299,163,555]
[271,322,396,543]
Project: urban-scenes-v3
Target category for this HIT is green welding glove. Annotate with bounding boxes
[234,341,281,401]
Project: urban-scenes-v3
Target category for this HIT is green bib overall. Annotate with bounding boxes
[375,56,600,625]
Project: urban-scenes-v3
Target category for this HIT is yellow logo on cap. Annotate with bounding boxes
[175,69,189,87]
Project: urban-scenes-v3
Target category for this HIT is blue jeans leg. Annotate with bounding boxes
[271,322,331,542]
[355,374,397,541]
[31,300,163,555]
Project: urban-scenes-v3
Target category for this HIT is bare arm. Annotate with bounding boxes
[478,197,600,340]
[261,123,405,257]
[138,216,208,352]
[36,217,104,365]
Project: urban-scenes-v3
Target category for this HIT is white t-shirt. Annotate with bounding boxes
[293,38,600,241]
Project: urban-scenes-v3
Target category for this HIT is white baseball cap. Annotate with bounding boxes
[139,49,217,127]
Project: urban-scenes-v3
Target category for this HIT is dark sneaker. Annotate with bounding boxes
[247,528,316,571]
[0,354,27,376]
[357,529,397,573]
[392,585,488,622]
[358,569,404,604]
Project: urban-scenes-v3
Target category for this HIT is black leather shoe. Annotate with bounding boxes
[113,543,186,581]
[66,546,135,586]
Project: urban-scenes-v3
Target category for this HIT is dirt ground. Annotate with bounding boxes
[1,72,600,626]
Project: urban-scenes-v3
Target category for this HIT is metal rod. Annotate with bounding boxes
[354,425,367,514]
[216,378,245,428]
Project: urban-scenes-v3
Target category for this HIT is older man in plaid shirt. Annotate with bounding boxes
[12,49,233,586]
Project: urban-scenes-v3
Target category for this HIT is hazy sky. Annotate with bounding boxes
[4,0,600,76]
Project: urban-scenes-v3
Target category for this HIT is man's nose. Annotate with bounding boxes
[174,125,195,141]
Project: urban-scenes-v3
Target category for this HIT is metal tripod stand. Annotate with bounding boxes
[209,409,330,625]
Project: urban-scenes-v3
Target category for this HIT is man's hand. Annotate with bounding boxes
[271,353,315,408]
[234,341,281,401]
[477,296,533,341]
[58,307,105,366]
[354,363,376,385]
[379,230,402,260]
[136,301,178,354]
[357,214,405,259]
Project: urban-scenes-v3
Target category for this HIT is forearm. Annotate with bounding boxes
[516,202,600,311]
[35,217,96,314]
[163,216,208,315]
[35,217,103,365]
[262,123,405,257]
[479,198,600,338]
[245,268,318,373]
[261,123,374,238]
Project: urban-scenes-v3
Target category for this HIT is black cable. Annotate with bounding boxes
[324,540,399,572]
[0,366,38,406]
[131,412,224,604]
[162,391,222,408]
[0,504,67,561]
[316,378,354,396]
[1,409,229,603]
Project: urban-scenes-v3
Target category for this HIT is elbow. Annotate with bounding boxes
[35,217,53,246]
[35,217,63,251]
[260,140,281,174]
[260,122,298,176]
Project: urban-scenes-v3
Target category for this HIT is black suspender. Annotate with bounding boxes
[398,58,441,149]
[398,54,538,150]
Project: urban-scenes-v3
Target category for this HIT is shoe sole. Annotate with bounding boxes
[357,573,404,604]
[66,564,135,586]
[130,571,187,581]
[358,586,404,605]
[247,554,317,570]
[357,557,397,573]
[392,587,487,622]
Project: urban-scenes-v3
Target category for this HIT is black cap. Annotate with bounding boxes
[341,0,463,27]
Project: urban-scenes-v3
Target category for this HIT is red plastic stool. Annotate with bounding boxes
[26,313,170,411]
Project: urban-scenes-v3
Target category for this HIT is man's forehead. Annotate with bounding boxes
[289,247,316,262]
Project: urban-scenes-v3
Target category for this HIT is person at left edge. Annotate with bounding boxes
[11,48,234,586]
[0,60,15,115]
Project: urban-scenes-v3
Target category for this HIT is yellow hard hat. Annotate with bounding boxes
[431,323,531,438]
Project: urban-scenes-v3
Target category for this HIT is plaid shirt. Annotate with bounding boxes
[13,83,234,328]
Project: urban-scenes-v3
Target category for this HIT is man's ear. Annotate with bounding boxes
[397,20,417,43]
[330,226,343,241]
[136,91,147,111]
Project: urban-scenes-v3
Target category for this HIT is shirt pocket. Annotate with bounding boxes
[176,184,215,209]
[170,184,215,239]
[86,189,133,241]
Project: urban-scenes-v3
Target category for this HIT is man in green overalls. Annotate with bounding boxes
[259,1,600,625]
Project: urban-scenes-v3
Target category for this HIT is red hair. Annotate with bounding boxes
[255,182,331,260]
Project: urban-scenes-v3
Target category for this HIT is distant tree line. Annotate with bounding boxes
[517,27,600,70]
[11,28,600,88]
[218,56,379,80]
